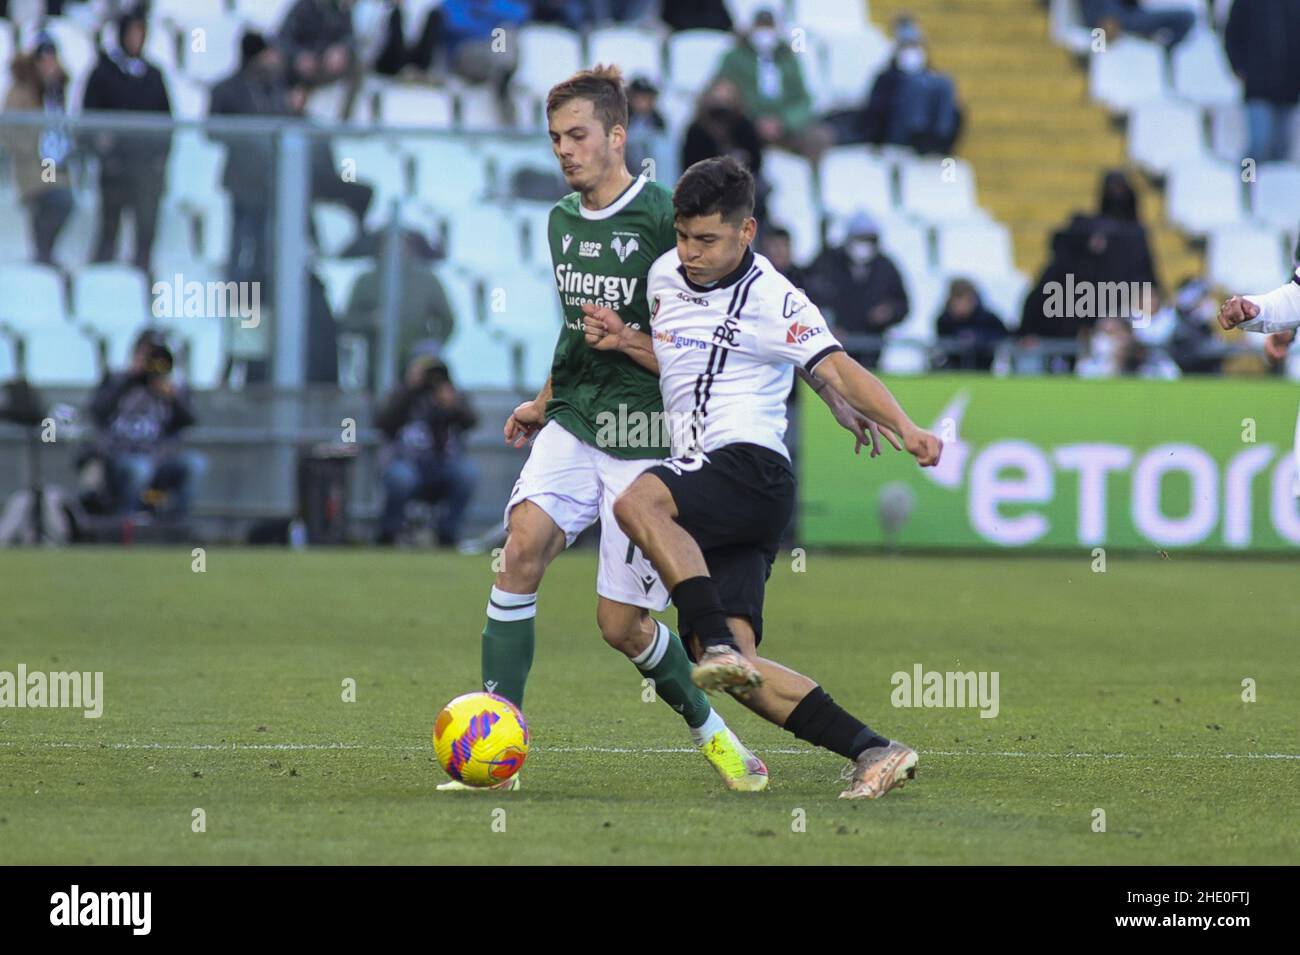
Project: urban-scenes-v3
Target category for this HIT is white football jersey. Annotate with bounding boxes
[647,247,844,459]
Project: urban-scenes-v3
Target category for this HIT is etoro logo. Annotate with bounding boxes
[786,321,823,345]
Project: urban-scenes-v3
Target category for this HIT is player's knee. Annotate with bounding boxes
[499,531,548,590]
[596,608,647,656]
[612,482,658,535]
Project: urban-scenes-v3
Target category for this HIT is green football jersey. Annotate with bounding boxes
[545,174,676,460]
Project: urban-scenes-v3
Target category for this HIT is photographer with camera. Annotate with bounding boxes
[85,330,205,520]
[373,353,478,547]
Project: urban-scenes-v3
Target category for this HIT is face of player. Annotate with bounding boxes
[675,213,757,286]
[548,98,625,195]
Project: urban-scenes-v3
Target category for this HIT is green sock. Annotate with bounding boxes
[481,586,537,708]
[634,620,711,729]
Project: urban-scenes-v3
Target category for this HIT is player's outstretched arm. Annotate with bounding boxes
[796,367,901,457]
[813,351,941,467]
[1218,280,1300,334]
[581,302,659,373]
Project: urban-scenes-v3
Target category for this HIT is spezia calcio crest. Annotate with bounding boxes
[611,231,640,263]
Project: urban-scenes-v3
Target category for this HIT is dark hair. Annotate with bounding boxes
[673,156,755,226]
[546,64,628,134]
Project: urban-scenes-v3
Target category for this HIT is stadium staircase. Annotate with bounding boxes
[866,0,1202,293]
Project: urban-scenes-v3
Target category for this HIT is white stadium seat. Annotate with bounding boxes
[899,156,979,223]
[1172,27,1240,107]
[936,220,1015,276]
[819,147,894,219]
[1249,163,1300,234]
[171,315,226,388]
[154,0,227,25]
[165,69,210,121]
[0,193,36,264]
[1128,101,1206,175]
[1210,104,1247,162]
[0,264,68,329]
[445,205,525,270]
[312,204,360,257]
[0,22,13,73]
[178,17,241,86]
[332,136,408,221]
[456,85,511,131]
[813,28,892,111]
[880,218,932,276]
[513,25,584,100]
[21,324,99,387]
[514,203,554,266]
[665,30,733,96]
[790,0,871,33]
[588,27,663,86]
[317,258,375,317]
[1166,161,1244,234]
[73,264,151,336]
[964,271,1031,330]
[1049,0,1094,55]
[485,269,562,390]
[379,85,454,128]
[1089,36,1168,114]
[1207,225,1290,294]
[409,139,489,208]
[166,130,226,207]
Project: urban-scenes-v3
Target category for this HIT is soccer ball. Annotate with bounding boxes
[432,692,529,787]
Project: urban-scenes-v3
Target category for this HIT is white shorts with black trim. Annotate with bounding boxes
[504,421,670,611]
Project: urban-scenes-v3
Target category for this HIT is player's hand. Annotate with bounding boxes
[503,399,545,448]
[581,301,626,351]
[1217,295,1260,330]
[826,392,900,458]
[903,427,942,468]
[1265,330,1296,363]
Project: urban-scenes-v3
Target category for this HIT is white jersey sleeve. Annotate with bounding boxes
[1238,267,1300,333]
[750,282,845,373]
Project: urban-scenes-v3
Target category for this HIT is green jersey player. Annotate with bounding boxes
[441,66,768,792]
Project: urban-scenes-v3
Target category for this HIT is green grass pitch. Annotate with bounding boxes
[1,548,1297,865]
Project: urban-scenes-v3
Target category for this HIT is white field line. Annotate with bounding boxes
[0,741,1297,759]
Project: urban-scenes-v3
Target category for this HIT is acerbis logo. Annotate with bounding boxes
[786,321,823,345]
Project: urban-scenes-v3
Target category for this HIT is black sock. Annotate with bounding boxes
[784,686,889,760]
[670,576,735,651]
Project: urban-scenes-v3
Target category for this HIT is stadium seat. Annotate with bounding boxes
[488,140,564,199]
[151,199,204,272]
[0,334,15,381]
[763,148,821,261]
[232,0,298,33]
[1207,225,1290,294]
[879,218,932,276]
[1209,104,1247,163]
[812,28,892,112]
[1165,161,1244,234]
[178,17,241,86]
[0,22,13,73]
[484,269,562,390]
[514,202,555,266]
[332,136,408,221]
[1128,101,1206,175]
[935,220,1015,276]
[1049,0,1094,55]
[0,264,68,330]
[898,156,979,223]
[588,27,663,87]
[445,205,525,270]
[169,315,226,389]
[513,24,584,100]
[312,203,360,257]
[790,0,871,32]
[73,265,152,339]
[443,320,514,389]
[166,130,226,207]
[456,85,510,132]
[818,147,894,219]
[379,85,454,128]
[1249,163,1300,234]
[20,324,99,387]
[724,0,785,29]
[963,271,1031,331]
[164,70,210,121]
[1089,36,1168,114]
[153,0,227,25]
[665,30,733,96]
[1172,27,1240,107]
[408,138,489,208]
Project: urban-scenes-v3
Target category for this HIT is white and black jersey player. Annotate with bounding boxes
[581,156,943,799]
[1217,262,1300,494]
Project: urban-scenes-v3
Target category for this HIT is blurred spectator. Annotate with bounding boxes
[84,329,204,519]
[758,225,808,290]
[210,32,287,287]
[682,77,768,219]
[801,211,909,366]
[341,231,455,391]
[588,0,656,24]
[1081,0,1196,49]
[837,20,962,155]
[935,278,1008,371]
[284,81,374,229]
[374,353,478,546]
[661,0,732,32]
[407,0,529,123]
[278,0,358,86]
[1224,0,1300,163]
[624,75,676,184]
[1,38,74,267]
[714,8,832,160]
[82,10,172,274]
[1141,277,1229,373]
[529,0,590,30]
